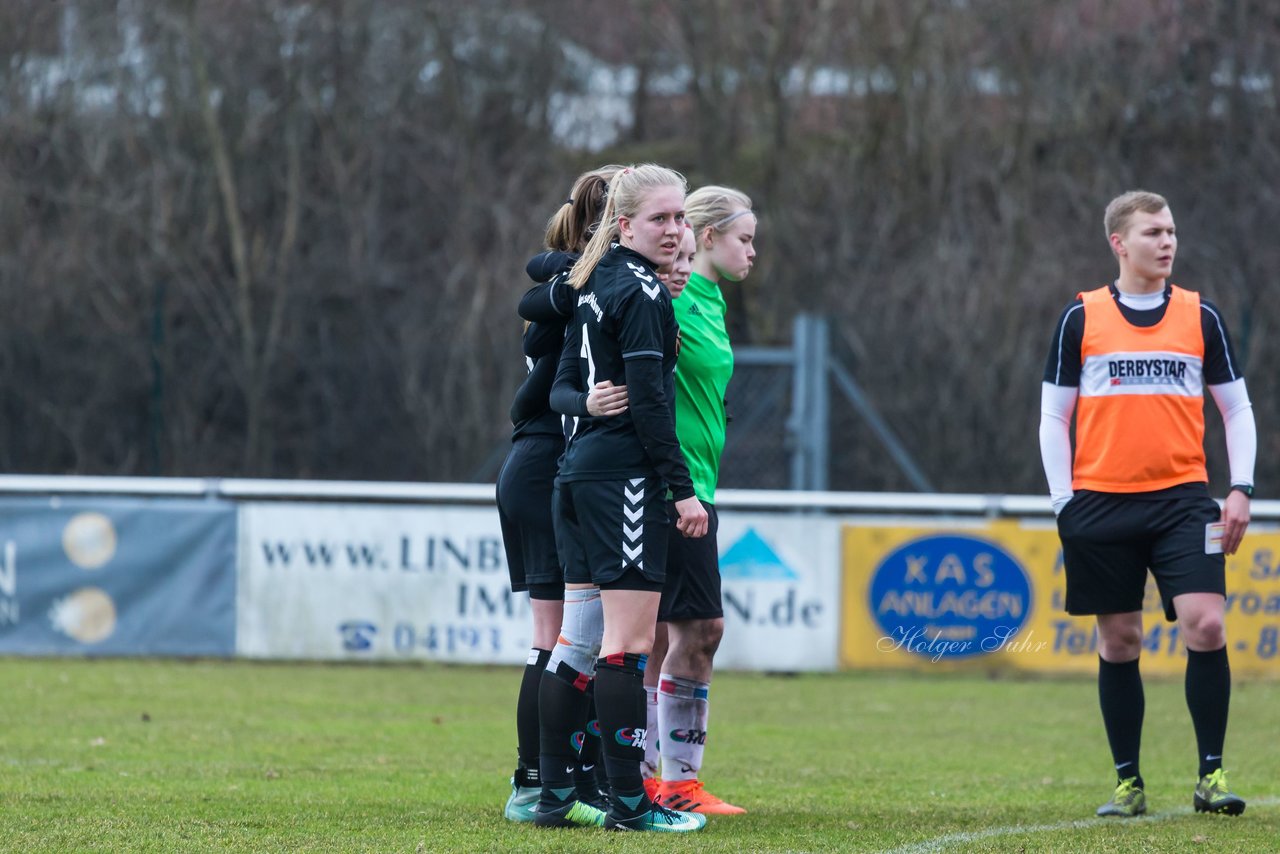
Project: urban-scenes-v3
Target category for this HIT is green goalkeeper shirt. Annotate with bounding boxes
[673,270,734,503]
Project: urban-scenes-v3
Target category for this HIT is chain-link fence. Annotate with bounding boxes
[720,353,795,491]
[723,314,932,493]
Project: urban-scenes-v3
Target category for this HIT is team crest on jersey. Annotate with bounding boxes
[626,261,662,300]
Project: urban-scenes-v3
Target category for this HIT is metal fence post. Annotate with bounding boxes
[787,314,810,491]
[810,315,830,492]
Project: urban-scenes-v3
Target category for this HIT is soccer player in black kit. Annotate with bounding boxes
[497,166,624,823]
[536,164,709,833]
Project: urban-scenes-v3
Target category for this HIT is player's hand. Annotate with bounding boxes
[1221,489,1251,556]
[586,380,628,417]
[674,496,708,538]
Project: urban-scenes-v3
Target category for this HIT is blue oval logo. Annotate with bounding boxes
[868,534,1031,660]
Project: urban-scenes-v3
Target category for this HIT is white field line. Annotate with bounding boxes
[879,796,1280,854]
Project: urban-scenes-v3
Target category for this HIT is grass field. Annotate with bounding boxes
[1,659,1278,853]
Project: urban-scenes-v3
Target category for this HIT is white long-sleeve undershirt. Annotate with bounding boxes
[1209,378,1257,489]
[1038,378,1256,514]
[1038,383,1077,513]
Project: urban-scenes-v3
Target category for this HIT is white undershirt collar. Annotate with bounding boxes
[1114,280,1166,311]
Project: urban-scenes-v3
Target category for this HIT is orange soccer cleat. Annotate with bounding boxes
[643,777,662,801]
[653,778,746,815]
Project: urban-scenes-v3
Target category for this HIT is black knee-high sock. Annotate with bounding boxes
[1098,656,1144,786]
[538,661,591,806]
[575,683,603,797]
[516,648,551,785]
[1186,646,1230,778]
[595,652,649,816]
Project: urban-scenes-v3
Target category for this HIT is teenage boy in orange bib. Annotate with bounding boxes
[1039,190,1256,818]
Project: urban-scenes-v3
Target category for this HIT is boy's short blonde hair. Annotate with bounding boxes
[1105,190,1169,241]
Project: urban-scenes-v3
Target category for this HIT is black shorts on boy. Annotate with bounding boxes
[1056,485,1225,621]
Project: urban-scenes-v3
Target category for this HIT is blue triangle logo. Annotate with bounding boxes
[720,528,798,580]
[618,793,644,810]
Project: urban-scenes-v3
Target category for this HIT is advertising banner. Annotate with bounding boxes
[841,519,1280,677]
[237,503,528,663]
[716,512,841,671]
[237,503,843,670]
[0,497,236,656]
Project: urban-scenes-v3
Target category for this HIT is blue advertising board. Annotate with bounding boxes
[0,497,236,656]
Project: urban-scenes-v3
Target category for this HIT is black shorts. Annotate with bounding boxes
[1056,487,1225,622]
[496,435,564,593]
[554,475,670,587]
[658,500,723,622]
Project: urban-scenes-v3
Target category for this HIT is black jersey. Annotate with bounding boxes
[510,321,563,440]
[551,245,695,500]
[520,253,577,323]
[1043,283,1243,387]
[510,258,577,441]
[526,250,578,287]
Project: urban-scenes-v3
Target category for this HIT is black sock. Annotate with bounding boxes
[538,661,591,806]
[1186,646,1230,778]
[516,648,551,785]
[575,683,603,798]
[595,653,649,816]
[1098,656,1144,787]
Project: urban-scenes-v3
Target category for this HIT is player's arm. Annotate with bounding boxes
[526,250,577,284]
[1209,380,1255,555]
[519,267,577,323]
[548,322,629,418]
[624,355,706,537]
[617,291,705,536]
[1039,301,1084,515]
[1039,384,1078,514]
[522,319,562,360]
[1203,298,1254,554]
[549,322,591,417]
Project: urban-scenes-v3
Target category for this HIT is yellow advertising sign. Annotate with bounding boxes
[841,520,1280,678]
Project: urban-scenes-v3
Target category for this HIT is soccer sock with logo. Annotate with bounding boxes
[516,647,552,787]
[575,684,604,799]
[1185,646,1230,778]
[642,685,660,779]
[595,652,650,816]
[537,588,602,808]
[1098,656,1144,786]
[538,661,592,808]
[657,673,710,782]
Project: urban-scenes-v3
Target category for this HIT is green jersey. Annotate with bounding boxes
[673,271,734,503]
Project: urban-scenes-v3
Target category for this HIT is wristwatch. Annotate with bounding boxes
[1230,483,1255,498]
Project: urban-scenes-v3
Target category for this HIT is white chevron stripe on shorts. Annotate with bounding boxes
[622,478,644,569]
